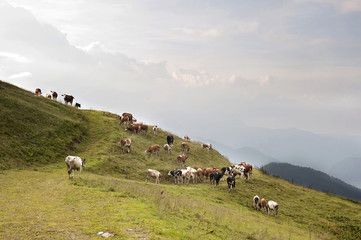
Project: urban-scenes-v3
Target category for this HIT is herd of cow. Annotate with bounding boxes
[61,109,279,216]
[35,88,81,108]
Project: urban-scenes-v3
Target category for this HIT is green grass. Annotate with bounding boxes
[1,80,361,239]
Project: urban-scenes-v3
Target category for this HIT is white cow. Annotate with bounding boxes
[253,195,260,210]
[164,144,172,154]
[65,156,86,179]
[153,125,158,135]
[146,169,162,184]
[267,201,279,216]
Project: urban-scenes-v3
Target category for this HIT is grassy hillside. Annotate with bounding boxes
[0,81,89,169]
[1,80,361,239]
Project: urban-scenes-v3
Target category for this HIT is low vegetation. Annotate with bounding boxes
[0,80,360,239]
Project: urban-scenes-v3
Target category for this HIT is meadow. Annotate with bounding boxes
[0,80,360,239]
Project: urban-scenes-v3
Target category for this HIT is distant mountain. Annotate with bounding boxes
[263,162,361,202]
[328,157,361,189]
[191,137,278,167]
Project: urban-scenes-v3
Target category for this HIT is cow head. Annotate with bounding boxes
[82,158,86,168]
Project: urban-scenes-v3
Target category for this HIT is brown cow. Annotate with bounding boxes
[139,124,148,135]
[121,113,136,124]
[181,142,190,153]
[35,88,42,96]
[202,167,220,179]
[120,138,132,153]
[177,154,188,167]
[195,168,204,183]
[125,124,141,134]
[145,144,160,157]
[260,198,267,213]
[184,136,190,141]
[62,94,74,105]
[120,115,132,125]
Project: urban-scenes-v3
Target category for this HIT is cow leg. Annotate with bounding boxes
[67,169,72,179]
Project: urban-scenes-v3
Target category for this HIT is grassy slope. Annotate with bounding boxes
[0,80,361,239]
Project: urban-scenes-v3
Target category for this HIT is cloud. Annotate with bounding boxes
[238,21,259,33]
[8,72,32,79]
[172,69,235,87]
[174,27,220,40]
[0,52,32,63]
[295,0,361,13]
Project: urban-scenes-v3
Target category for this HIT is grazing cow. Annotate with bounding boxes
[253,195,261,210]
[62,94,74,105]
[202,143,212,151]
[75,103,81,108]
[260,198,267,213]
[231,165,245,179]
[181,142,190,153]
[146,169,162,184]
[203,167,219,179]
[120,138,132,153]
[244,164,253,179]
[145,144,160,157]
[168,169,182,184]
[184,167,197,185]
[195,168,204,183]
[177,154,188,167]
[45,93,52,99]
[121,113,136,124]
[227,175,236,192]
[184,136,190,141]
[65,156,86,179]
[35,88,42,96]
[267,201,279,216]
[51,91,58,100]
[163,144,172,154]
[125,124,141,134]
[120,115,132,125]
[167,135,174,145]
[139,124,148,135]
[210,172,224,186]
[153,125,158,135]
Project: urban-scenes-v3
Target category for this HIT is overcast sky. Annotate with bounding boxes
[1,0,361,140]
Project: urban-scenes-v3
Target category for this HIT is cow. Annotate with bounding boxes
[62,94,74,105]
[210,172,224,186]
[260,198,267,213]
[203,167,220,180]
[35,88,42,96]
[181,142,190,153]
[125,124,141,134]
[121,113,136,124]
[244,164,253,179]
[164,144,172,154]
[51,91,58,100]
[267,201,279,216]
[139,124,148,135]
[153,125,158,135]
[227,175,236,192]
[202,143,212,151]
[221,167,233,181]
[146,169,162,184]
[253,195,261,210]
[184,167,197,185]
[120,115,132,125]
[120,138,132,153]
[168,169,182,184]
[145,144,160,157]
[167,135,174,145]
[195,168,204,183]
[45,93,52,99]
[184,136,190,141]
[177,154,188,167]
[75,103,81,108]
[65,156,86,179]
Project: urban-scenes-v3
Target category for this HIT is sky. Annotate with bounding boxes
[1,0,361,141]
